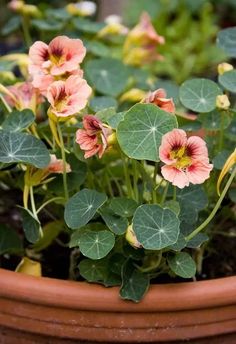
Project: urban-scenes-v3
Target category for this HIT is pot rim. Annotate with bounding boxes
[0,268,235,312]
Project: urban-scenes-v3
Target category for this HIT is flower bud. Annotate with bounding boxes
[16,257,42,277]
[125,224,142,248]
[217,62,233,75]
[216,94,230,110]
[66,1,96,16]
[120,88,146,103]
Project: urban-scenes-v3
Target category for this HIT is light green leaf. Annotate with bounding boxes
[198,110,231,130]
[109,197,138,217]
[79,258,107,282]
[120,260,149,302]
[32,220,64,252]
[167,252,196,278]
[0,130,50,168]
[31,19,64,31]
[117,104,177,161]
[226,118,236,142]
[72,18,105,33]
[64,189,107,229]
[107,112,126,129]
[100,208,128,235]
[85,41,110,57]
[95,107,116,122]
[217,27,236,58]
[0,224,23,254]
[90,96,117,112]
[20,208,41,244]
[133,204,180,250]
[179,79,221,113]
[79,229,115,259]
[219,70,236,93]
[85,58,130,97]
[2,109,35,132]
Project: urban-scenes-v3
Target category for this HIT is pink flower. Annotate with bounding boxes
[4,82,43,113]
[133,12,165,46]
[32,69,84,96]
[47,154,71,174]
[143,88,175,113]
[76,115,112,158]
[28,36,86,89]
[159,129,213,188]
[47,75,91,118]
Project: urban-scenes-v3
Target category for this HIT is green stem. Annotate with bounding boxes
[152,162,158,204]
[0,94,12,113]
[121,154,134,199]
[30,186,43,237]
[132,159,139,202]
[160,182,169,205]
[21,15,32,48]
[218,111,224,151]
[57,123,69,201]
[186,167,236,242]
[173,186,177,201]
[36,197,64,214]
[105,172,114,197]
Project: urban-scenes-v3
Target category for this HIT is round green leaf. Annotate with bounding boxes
[133,204,180,250]
[217,27,236,58]
[120,260,149,302]
[89,96,117,112]
[31,19,64,31]
[85,58,130,97]
[179,79,221,113]
[198,110,231,131]
[0,130,50,168]
[64,189,107,229]
[100,208,128,235]
[167,252,196,278]
[219,70,236,93]
[72,18,105,33]
[186,233,209,248]
[79,258,107,282]
[109,197,138,217]
[85,41,110,58]
[2,109,35,132]
[117,104,177,161]
[79,229,115,259]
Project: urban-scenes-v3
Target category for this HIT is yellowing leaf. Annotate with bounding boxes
[16,257,42,277]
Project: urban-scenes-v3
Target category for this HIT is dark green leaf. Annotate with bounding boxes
[0,224,23,254]
[186,233,209,248]
[217,27,236,57]
[133,204,180,250]
[64,189,107,229]
[109,197,138,217]
[20,208,41,244]
[79,229,115,259]
[100,208,128,235]
[167,252,196,278]
[2,109,35,132]
[0,130,50,168]
[90,96,117,112]
[79,258,107,282]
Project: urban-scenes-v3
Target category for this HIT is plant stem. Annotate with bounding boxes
[0,94,12,113]
[152,162,158,203]
[132,159,139,202]
[36,197,64,214]
[218,111,224,151]
[30,186,37,217]
[186,167,236,242]
[121,154,134,199]
[160,182,169,205]
[173,186,177,201]
[21,15,32,48]
[57,123,69,201]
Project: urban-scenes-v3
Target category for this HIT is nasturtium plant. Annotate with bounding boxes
[117,104,177,161]
[179,79,222,113]
[0,5,235,304]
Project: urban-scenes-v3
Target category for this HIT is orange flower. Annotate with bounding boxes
[143,88,175,113]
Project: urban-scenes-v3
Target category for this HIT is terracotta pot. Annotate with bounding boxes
[0,268,236,343]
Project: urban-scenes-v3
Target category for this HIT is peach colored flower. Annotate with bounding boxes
[143,88,175,113]
[76,115,112,158]
[28,36,86,87]
[4,82,43,113]
[32,69,84,96]
[47,154,71,174]
[47,75,91,118]
[159,129,213,189]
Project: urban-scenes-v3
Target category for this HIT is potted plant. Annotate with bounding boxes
[0,1,236,342]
